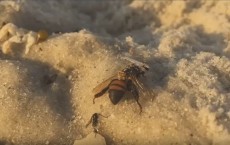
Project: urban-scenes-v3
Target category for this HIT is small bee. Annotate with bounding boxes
[85,113,108,136]
[93,57,149,114]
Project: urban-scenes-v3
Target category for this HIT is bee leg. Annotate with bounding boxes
[93,86,109,104]
[85,116,93,128]
[135,98,142,114]
[128,81,142,114]
[98,113,109,118]
[132,92,142,114]
[94,128,99,137]
[93,97,96,104]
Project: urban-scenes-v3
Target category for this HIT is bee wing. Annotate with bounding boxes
[120,56,150,70]
[92,74,117,94]
[132,77,144,92]
[131,77,150,96]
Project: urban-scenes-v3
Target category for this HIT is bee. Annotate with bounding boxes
[93,57,149,114]
[85,113,108,136]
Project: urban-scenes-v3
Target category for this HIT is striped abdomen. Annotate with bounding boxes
[108,79,127,105]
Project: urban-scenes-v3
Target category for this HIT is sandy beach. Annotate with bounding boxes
[0,0,230,145]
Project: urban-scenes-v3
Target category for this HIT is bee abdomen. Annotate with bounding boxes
[108,80,127,105]
[109,80,127,91]
[108,90,124,105]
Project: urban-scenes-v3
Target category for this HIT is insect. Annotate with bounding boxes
[85,113,108,136]
[93,57,149,114]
